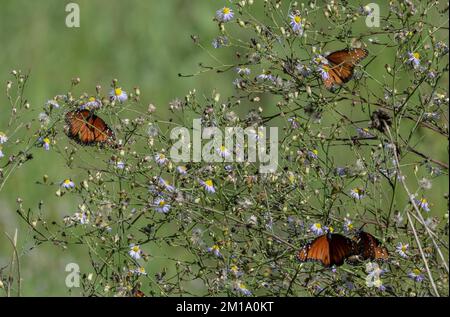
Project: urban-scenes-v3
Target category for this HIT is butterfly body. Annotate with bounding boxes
[65,110,115,146]
[321,48,368,89]
[297,232,356,267]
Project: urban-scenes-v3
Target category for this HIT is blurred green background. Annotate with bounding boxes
[0,1,448,296]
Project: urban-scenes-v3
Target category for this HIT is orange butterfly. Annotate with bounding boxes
[297,232,356,267]
[354,231,389,261]
[320,48,368,90]
[65,110,115,146]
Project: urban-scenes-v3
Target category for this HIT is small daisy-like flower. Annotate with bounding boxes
[42,138,51,151]
[310,223,324,235]
[356,128,374,138]
[229,265,243,277]
[61,179,75,189]
[200,179,216,193]
[38,112,50,125]
[234,281,252,296]
[216,7,234,22]
[308,149,319,159]
[289,13,304,35]
[46,99,60,109]
[116,161,125,169]
[0,146,4,158]
[74,212,89,225]
[110,87,128,103]
[396,242,409,258]
[407,52,421,69]
[317,65,330,80]
[296,63,312,77]
[350,188,365,200]
[343,218,354,233]
[0,132,8,144]
[257,73,275,82]
[177,165,188,175]
[408,268,424,282]
[335,167,347,177]
[415,197,430,212]
[154,153,168,165]
[236,67,251,75]
[154,197,171,214]
[80,96,102,110]
[159,177,175,192]
[207,244,222,257]
[217,145,231,158]
[287,117,300,129]
[212,36,229,48]
[129,244,142,260]
[131,266,147,276]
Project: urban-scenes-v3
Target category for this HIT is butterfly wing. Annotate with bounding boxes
[324,48,368,87]
[329,234,356,266]
[297,235,331,267]
[65,110,115,146]
[356,231,389,261]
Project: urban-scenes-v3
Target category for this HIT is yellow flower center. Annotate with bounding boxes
[420,198,427,204]
[348,223,354,230]
[205,180,213,187]
[132,246,140,252]
[159,154,166,160]
[158,200,166,206]
[294,15,301,24]
[222,7,230,14]
[43,138,50,144]
[401,245,407,252]
[322,65,330,72]
[115,88,122,96]
[313,149,318,155]
[212,245,220,251]
[64,179,71,185]
[220,145,226,152]
[89,97,96,102]
[230,265,238,272]
[315,223,322,229]
[413,52,420,59]
[413,268,421,275]
[328,226,334,233]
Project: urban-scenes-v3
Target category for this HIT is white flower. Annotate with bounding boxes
[154,197,171,213]
[110,88,128,103]
[207,244,222,257]
[415,197,430,212]
[396,242,409,258]
[38,112,50,125]
[129,244,142,260]
[74,212,89,225]
[159,177,175,192]
[200,179,215,193]
[343,218,354,233]
[289,13,304,35]
[154,153,168,165]
[233,281,252,296]
[317,65,330,81]
[310,223,324,235]
[216,7,234,22]
[407,52,421,69]
[307,149,318,159]
[61,179,75,189]
[350,188,365,200]
[131,267,147,276]
[177,165,187,175]
[356,128,374,138]
[0,146,4,158]
[408,268,424,282]
[46,99,60,109]
[0,132,8,144]
[217,145,231,158]
[80,96,102,110]
[236,67,251,75]
[42,138,51,151]
[116,161,125,169]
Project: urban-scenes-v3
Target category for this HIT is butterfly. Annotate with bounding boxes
[320,48,368,90]
[354,231,389,261]
[65,110,115,146]
[297,232,356,267]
